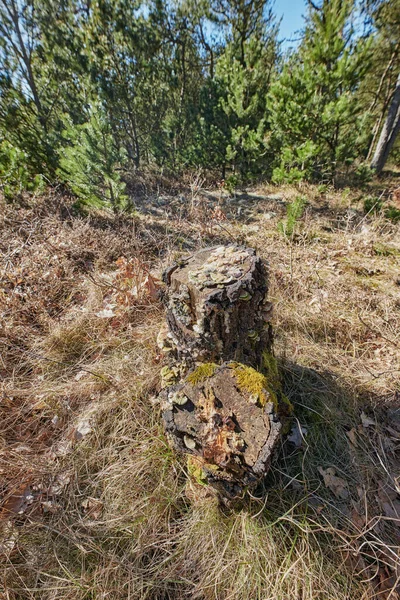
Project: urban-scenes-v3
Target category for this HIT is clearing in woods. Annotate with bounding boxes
[0,178,399,599]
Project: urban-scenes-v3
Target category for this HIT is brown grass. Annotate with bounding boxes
[0,178,399,599]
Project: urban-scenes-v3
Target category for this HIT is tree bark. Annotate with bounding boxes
[370,73,400,175]
[158,245,287,502]
[162,362,282,500]
[160,245,273,370]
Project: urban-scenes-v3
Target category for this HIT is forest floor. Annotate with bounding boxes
[1,175,400,600]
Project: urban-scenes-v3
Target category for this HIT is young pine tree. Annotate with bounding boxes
[268,0,371,183]
[212,0,278,179]
[58,105,128,212]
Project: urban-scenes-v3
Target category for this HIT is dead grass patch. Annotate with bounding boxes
[1,181,400,599]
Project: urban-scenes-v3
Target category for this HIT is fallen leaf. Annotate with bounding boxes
[0,522,17,556]
[287,422,308,448]
[350,507,365,529]
[361,411,375,428]
[346,428,358,446]
[377,484,400,522]
[74,370,87,381]
[81,497,103,519]
[96,308,115,318]
[49,472,70,495]
[318,466,349,499]
[41,500,59,514]
[0,484,33,519]
[74,419,92,440]
[386,425,400,441]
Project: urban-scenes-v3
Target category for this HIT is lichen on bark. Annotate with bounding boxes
[158,245,287,502]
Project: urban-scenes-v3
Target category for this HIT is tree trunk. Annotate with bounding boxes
[160,245,273,370]
[371,73,400,175]
[158,245,288,503]
[162,362,282,501]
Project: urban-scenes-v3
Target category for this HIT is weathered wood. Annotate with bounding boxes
[158,245,286,501]
[159,245,273,371]
[161,362,282,499]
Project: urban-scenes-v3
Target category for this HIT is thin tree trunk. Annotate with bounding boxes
[371,73,400,175]
[2,0,46,129]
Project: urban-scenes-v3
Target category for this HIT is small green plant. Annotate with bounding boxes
[224,174,240,195]
[272,142,317,184]
[385,206,400,223]
[58,105,128,213]
[364,196,400,222]
[354,164,373,185]
[363,195,383,215]
[0,140,44,201]
[278,195,307,239]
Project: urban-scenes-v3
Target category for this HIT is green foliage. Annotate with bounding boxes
[278,196,307,239]
[268,0,372,182]
[272,142,318,184]
[363,195,400,222]
[224,174,240,195]
[0,0,396,187]
[385,205,400,223]
[215,30,277,176]
[0,140,44,201]
[363,195,383,214]
[58,106,128,212]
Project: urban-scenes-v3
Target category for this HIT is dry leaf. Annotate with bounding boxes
[0,485,33,519]
[318,466,349,499]
[74,419,92,440]
[96,308,115,318]
[81,497,103,519]
[377,484,400,522]
[361,411,375,428]
[287,422,308,448]
[346,428,358,446]
[0,522,17,556]
[49,472,70,495]
[350,507,365,530]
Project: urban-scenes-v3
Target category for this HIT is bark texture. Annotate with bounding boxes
[161,362,282,499]
[159,245,273,371]
[158,245,285,501]
[371,73,400,175]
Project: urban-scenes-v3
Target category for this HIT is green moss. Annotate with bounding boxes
[229,362,278,410]
[261,351,280,390]
[187,456,208,486]
[187,362,218,385]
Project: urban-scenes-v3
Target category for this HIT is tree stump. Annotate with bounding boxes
[159,245,273,370]
[162,362,282,500]
[158,245,288,501]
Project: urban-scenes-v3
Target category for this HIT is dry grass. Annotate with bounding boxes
[0,178,399,599]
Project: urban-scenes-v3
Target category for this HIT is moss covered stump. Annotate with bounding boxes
[161,362,283,499]
[159,245,273,370]
[159,245,286,501]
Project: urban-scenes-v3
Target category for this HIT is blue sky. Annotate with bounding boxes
[275,0,308,49]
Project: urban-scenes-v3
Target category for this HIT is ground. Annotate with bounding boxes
[0,175,399,599]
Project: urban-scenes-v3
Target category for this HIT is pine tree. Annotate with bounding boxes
[58,105,128,212]
[209,0,277,178]
[268,0,371,183]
